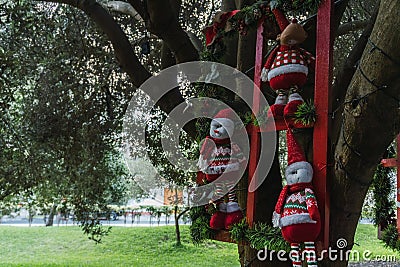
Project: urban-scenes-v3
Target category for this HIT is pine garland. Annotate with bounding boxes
[382,224,400,251]
[294,100,316,126]
[229,220,291,251]
[204,0,323,61]
[229,0,322,36]
[372,164,395,227]
[189,207,290,252]
[243,101,316,128]
[229,218,250,242]
[189,206,216,244]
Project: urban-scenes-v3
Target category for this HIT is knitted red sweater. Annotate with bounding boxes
[199,137,245,182]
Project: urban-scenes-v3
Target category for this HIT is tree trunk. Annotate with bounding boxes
[174,206,189,246]
[46,204,57,227]
[174,205,181,246]
[327,0,400,266]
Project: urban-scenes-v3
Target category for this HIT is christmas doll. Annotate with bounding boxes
[204,10,239,47]
[273,129,321,267]
[197,108,245,230]
[261,3,315,128]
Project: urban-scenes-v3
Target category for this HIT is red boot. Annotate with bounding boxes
[267,104,285,120]
[210,211,226,230]
[210,203,227,230]
[224,202,244,229]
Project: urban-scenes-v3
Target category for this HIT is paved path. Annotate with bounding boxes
[0,214,189,227]
[349,262,399,267]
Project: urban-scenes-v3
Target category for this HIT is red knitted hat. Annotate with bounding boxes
[214,108,236,121]
[272,8,290,32]
[286,129,306,165]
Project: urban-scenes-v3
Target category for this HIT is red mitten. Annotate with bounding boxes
[305,188,320,222]
[284,98,304,128]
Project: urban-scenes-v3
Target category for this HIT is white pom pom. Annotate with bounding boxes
[272,211,281,228]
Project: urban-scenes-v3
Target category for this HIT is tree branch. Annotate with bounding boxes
[331,3,379,144]
[104,0,144,24]
[104,1,202,53]
[145,0,199,63]
[302,0,351,54]
[336,20,369,36]
[41,0,197,138]
[126,0,146,20]
[43,0,151,87]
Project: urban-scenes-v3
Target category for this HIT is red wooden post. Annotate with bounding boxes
[313,0,334,249]
[247,18,265,227]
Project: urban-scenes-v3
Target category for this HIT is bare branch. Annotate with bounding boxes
[126,0,146,20]
[186,31,202,52]
[336,20,369,36]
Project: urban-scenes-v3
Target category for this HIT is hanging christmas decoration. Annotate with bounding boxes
[196,108,245,230]
[203,10,239,47]
[273,129,321,267]
[201,0,321,62]
[261,5,315,129]
[228,0,322,36]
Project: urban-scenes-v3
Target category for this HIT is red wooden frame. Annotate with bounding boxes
[313,0,333,249]
[246,18,265,227]
[205,1,335,247]
[247,1,334,250]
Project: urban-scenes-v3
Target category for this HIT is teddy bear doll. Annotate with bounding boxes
[261,3,315,128]
[273,129,321,267]
[197,108,245,230]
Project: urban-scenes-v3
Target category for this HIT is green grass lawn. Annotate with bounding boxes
[0,225,240,267]
[0,224,398,266]
[351,224,400,262]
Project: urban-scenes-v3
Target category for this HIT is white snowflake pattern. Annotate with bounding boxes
[286,192,306,203]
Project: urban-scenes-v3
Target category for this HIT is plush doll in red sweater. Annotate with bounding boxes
[203,10,239,47]
[197,108,245,230]
[261,4,315,128]
[273,129,321,267]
